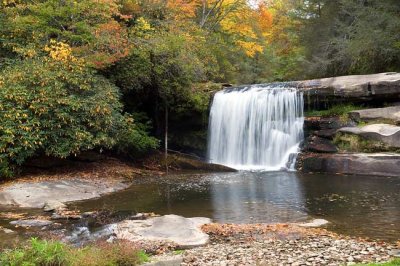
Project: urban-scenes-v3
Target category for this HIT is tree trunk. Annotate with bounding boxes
[164,103,169,175]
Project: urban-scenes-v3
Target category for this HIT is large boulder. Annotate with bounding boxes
[301,153,400,177]
[339,124,400,148]
[349,106,400,124]
[114,215,211,248]
[296,72,400,105]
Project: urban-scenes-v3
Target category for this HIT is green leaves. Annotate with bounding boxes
[0,57,123,177]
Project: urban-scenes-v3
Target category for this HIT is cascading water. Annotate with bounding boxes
[207,85,304,171]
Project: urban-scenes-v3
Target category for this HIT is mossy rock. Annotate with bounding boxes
[333,133,399,153]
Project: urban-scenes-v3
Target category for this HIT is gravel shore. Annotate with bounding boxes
[151,223,398,266]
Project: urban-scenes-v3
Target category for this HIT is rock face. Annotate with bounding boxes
[0,178,129,208]
[349,106,400,124]
[339,124,400,148]
[296,72,400,106]
[304,136,338,153]
[302,153,400,177]
[115,215,211,248]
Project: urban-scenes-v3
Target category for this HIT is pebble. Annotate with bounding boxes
[180,235,395,266]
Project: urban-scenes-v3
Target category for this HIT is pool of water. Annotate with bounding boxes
[71,171,400,241]
[1,171,400,245]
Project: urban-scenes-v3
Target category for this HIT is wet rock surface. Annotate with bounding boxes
[301,153,400,177]
[305,136,338,153]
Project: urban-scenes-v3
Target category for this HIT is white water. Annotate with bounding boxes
[207,85,304,171]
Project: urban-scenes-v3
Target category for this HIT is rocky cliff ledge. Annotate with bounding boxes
[298,73,400,176]
[295,72,400,107]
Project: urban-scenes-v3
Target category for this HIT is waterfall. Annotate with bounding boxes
[207,85,304,171]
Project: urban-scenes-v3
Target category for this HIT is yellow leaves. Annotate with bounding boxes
[44,41,73,62]
[136,17,152,31]
[236,40,263,57]
[11,47,37,58]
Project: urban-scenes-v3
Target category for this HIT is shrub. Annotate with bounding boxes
[0,238,67,266]
[0,238,148,266]
[0,57,125,177]
[114,115,159,159]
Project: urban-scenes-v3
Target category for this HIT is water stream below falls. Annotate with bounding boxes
[207,85,304,170]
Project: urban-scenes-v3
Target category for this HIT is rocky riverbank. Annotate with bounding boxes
[145,223,399,266]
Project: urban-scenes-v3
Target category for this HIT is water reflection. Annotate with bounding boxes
[210,172,307,223]
[47,172,400,241]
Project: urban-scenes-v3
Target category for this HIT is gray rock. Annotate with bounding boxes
[349,106,400,124]
[144,255,183,266]
[43,200,67,212]
[301,153,400,177]
[0,226,15,234]
[298,219,329,228]
[305,136,338,153]
[115,215,211,248]
[339,124,400,148]
[314,129,337,139]
[10,219,53,228]
[0,178,129,208]
[297,72,400,104]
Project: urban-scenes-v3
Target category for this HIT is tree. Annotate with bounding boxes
[299,0,400,77]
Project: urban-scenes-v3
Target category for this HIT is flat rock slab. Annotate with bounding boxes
[297,72,400,98]
[302,153,400,177]
[0,178,129,208]
[10,219,53,228]
[339,124,400,148]
[349,106,400,124]
[115,215,211,248]
[297,219,329,228]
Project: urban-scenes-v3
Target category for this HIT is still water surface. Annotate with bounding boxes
[1,171,399,246]
[71,171,400,241]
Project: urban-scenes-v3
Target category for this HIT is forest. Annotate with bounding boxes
[1,0,400,178]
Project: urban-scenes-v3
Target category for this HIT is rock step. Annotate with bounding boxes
[302,153,400,177]
[349,105,400,124]
[339,124,400,148]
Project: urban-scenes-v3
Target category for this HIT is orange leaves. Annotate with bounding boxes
[75,20,131,69]
[166,0,198,20]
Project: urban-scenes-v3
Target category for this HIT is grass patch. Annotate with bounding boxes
[355,258,400,266]
[333,133,397,153]
[305,104,360,117]
[0,238,149,266]
[173,250,185,255]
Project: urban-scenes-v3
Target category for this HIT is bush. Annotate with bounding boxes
[114,115,159,158]
[0,238,148,266]
[0,56,157,178]
[0,238,67,266]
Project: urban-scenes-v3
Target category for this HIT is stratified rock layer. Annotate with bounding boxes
[302,153,400,177]
[296,72,400,105]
